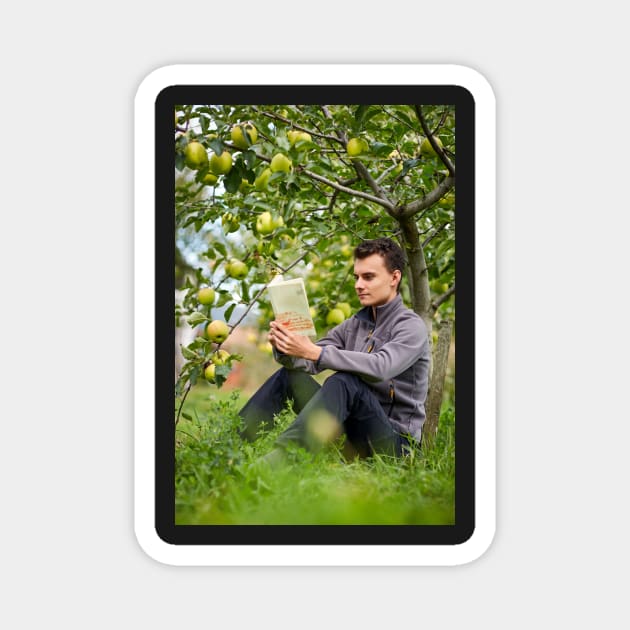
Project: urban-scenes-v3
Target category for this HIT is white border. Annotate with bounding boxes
[134,64,495,566]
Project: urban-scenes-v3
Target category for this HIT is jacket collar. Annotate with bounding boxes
[355,293,403,324]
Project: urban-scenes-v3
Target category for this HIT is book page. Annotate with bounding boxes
[267,277,316,337]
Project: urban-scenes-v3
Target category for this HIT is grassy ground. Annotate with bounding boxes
[175,383,455,525]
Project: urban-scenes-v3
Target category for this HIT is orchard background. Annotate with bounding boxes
[174,103,456,447]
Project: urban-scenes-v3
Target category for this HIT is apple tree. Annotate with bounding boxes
[174,104,455,439]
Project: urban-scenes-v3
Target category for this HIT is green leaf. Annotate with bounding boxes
[371,142,394,156]
[391,109,415,128]
[209,138,224,155]
[240,280,250,302]
[214,364,231,389]
[224,302,237,323]
[213,242,227,258]
[243,150,257,169]
[189,365,201,387]
[253,201,275,212]
[224,168,241,193]
[187,312,208,327]
[401,158,421,177]
[268,171,285,185]
[181,345,200,360]
[353,105,369,131]
[216,291,232,307]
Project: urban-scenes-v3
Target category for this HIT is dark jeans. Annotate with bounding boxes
[239,368,407,457]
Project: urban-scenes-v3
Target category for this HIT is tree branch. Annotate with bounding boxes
[175,382,192,426]
[422,222,451,248]
[431,283,455,313]
[351,159,396,211]
[299,167,395,210]
[255,108,344,145]
[414,105,455,177]
[221,140,389,209]
[398,176,454,218]
[375,162,402,185]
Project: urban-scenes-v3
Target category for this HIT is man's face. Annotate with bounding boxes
[353,253,400,308]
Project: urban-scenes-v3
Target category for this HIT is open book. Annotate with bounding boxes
[267,275,317,338]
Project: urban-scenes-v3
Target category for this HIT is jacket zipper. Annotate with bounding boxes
[388,381,395,417]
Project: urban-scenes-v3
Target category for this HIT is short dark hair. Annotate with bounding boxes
[354,237,406,292]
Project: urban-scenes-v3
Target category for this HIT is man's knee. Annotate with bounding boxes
[322,371,365,397]
[325,371,362,387]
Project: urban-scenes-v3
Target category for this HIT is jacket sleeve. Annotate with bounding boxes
[272,320,349,374]
[316,314,427,382]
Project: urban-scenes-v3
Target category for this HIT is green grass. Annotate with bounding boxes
[175,385,455,525]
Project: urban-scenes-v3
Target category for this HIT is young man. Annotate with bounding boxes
[239,237,430,459]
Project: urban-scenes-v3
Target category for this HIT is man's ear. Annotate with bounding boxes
[392,269,401,286]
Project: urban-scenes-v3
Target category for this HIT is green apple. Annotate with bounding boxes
[420,136,443,157]
[336,302,352,318]
[209,151,233,175]
[230,123,258,150]
[226,259,248,280]
[326,308,346,326]
[206,320,230,343]
[257,341,273,354]
[430,279,448,294]
[279,233,295,247]
[204,363,216,382]
[197,287,215,305]
[212,349,230,366]
[340,244,353,258]
[254,168,272,191]
[239,178,252,193]
[270,153,292,173]
[221,212,240,234]
[439,192,454,208]
[272,215,284,229]
[256,211,275,235]
[256,240,276,256]
[347,137,368,157]
[288,130,311,146]
[202,172,218,186]
[184,141,208,169]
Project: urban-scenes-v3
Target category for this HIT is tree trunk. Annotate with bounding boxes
[423,319,452,447]
[398,217,432,333]
[398,216,454,447]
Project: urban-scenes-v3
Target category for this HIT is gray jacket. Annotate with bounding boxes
[274,294,430,442]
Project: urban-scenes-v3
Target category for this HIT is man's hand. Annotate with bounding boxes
[268,321,322,362]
